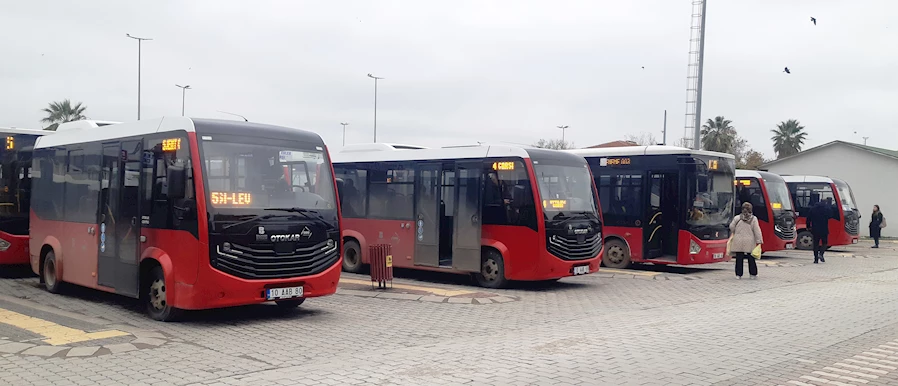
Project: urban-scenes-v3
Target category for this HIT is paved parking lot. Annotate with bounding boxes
[1,240,898,385]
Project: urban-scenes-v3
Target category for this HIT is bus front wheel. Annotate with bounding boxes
[342,240,364,274]
[797,231,814,250]
[603,240,631,269]
[475,250,508,289]
[145,266,182,322]
[42,251,63,294]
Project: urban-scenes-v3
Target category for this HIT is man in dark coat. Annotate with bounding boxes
[807,200,834,263]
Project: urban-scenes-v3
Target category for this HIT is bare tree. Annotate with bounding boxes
[532,139,575,150]
[624,132,659,146]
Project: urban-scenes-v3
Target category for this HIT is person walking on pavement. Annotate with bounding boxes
[807,199,833,263]
[730,202,763,279]
[870,205,885,248]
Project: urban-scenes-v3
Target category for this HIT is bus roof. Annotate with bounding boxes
[340,143,430,152]
[333,144,531,163]
[736,169,786,182]
[781,175,835,184]
[0,127,49,136]
[567,145,735,159]
[36,117,195,149]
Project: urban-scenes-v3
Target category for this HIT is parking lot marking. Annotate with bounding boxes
[0,308,129,346]
[600,268,662,277]
[339,278,477,297]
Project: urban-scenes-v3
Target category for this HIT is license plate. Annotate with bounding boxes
[572,265,590,275]
[712,253,724,259]
[785,243,794,250]
[852,239,859,244]
[266,286,303,300]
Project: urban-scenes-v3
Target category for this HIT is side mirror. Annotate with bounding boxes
[167,164,187,199]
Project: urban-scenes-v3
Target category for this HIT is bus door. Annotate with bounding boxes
[647,171,679,258]
[97,141,142,297]
[452,161,483,272]
[414,163,441,267]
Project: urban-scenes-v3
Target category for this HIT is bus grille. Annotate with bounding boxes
[212,240,339,280]
[547,233,603,261]
[845,211,860,235]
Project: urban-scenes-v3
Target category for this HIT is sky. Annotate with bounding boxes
[1,0,896,157]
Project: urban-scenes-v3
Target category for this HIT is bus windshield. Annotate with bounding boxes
[765,179,793,212]
[687,159,734,227]
[532,163,597,219]
[201,141,336,210]
[834,180,857,212]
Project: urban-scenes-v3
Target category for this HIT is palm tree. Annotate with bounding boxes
[770,119,808,159]
[700,116,737,153]
[41,99,87,130]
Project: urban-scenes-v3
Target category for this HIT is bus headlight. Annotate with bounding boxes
[0,238,9,251]
[689,240,701,255]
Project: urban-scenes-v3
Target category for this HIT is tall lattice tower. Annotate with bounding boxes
[683,0,708,150]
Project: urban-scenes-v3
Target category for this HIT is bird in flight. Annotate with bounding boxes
[811,17,816,25]
[784,67,791,74]
[641,66,645,69]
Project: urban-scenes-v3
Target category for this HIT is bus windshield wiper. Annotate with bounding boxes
[264,207,329,226]
[221,214,285,230]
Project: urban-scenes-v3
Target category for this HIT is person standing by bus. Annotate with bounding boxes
[730,202,763,279]
[870,205,885,248]
[807,200,833,263]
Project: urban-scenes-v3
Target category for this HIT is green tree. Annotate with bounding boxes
[532,139,575,150]
[41,99,87,130]
[700,116,738,153]
[770,119,808,159]
[737,149,768,170]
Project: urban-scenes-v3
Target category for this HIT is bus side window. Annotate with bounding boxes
[142,137,197,236]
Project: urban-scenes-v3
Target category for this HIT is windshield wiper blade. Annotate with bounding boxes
[264,207,329,225]
[221,214,283,230]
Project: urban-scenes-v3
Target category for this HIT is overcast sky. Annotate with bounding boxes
[1,0,895,156]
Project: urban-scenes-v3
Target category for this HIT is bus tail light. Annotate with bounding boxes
[689,240,701,255]
[0,238,10,251]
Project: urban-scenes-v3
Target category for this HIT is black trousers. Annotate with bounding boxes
[813,233,828,260]
[735,252,757,277]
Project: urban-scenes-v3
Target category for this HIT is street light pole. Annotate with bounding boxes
[126,33,153,120]
[340,122,349,146]
[557,125,569,142]
[175,84,191,116]
[367,73,384,142]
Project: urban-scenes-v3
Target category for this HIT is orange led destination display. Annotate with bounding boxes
[211,192,252,205]
[5,136,13,150]
[543,199,568,209]
[492,161,515,171]
[162,138,181,151]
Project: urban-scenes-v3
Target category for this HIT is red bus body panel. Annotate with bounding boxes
[793,183,859,247]
[755,178,795,253]
[603,227,729,265]
[0,231,29,264]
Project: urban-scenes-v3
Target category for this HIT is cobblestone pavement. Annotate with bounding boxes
[1,240,897,385]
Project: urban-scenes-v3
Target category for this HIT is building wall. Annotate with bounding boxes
[765,144,898,238]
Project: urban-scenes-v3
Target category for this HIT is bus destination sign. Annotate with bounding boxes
[600,157,631,167]
[211,192,253,206]
[492,161,515,171]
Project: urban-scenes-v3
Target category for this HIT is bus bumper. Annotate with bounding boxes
[508,250,601,281]
[678,232,730,264]
[171,260,342,310]
[0,233,29,265]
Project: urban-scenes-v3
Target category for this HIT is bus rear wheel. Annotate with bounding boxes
[42,251,63,294]
[797,231,814,250]
[145,266,182,322]
[342,240,364,273]
[475,250,508,289]
[603,240,631,269]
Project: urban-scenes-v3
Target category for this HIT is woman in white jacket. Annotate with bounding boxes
[730,202,764,279]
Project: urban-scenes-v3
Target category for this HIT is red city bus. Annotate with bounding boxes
[30,118,341,321]
[782,175,860,249]
[568,146,735,268]
[735,170,797,253]
[333,144,604,288]
[0,127,47,264]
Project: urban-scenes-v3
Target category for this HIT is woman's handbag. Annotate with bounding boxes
[881,216,887,228]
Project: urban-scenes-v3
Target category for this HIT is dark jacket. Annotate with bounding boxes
[870,211,884,238]
[807,201,833,236]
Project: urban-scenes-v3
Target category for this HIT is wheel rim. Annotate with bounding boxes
[606,245,625,265]
[149,278,167,311]
[799,234,813,249]
[44,259,56,288]
[481,259,499,282]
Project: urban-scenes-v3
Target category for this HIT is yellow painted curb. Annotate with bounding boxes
[600,268,661,277]
[0,308,129,346]
[339,278,477,297]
